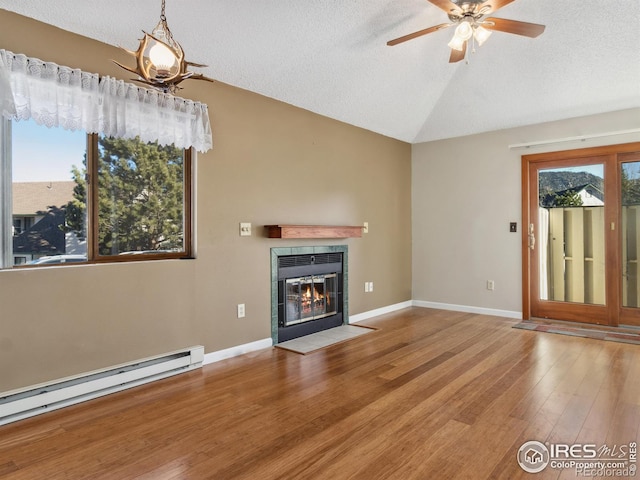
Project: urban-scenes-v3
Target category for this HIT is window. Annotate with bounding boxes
[91,133,192,259]
[1,119,193,268]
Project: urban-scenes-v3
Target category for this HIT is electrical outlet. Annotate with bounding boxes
[487,280,495,291]
[365,282,370,293]
[369,281,374,292]
[363,222,369,234]
[510,222,517,233]
[237,303,245,318]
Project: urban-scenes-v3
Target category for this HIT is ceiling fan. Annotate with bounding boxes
[387,0,545,63]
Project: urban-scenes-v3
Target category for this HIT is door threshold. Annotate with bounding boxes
[529,317,640,335]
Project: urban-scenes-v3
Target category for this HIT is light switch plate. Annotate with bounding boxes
[240,222,251,236]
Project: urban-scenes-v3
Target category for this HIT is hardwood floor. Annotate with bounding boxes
[1,307,639,479]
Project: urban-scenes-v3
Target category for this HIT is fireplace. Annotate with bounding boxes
[271,246,348,343]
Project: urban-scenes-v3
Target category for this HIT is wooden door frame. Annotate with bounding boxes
[521,142,640,324]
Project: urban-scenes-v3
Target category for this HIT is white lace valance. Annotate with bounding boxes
[0,49,212,152]
[0,53,16,117]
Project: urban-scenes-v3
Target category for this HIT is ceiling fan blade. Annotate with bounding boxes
[449,41,467,63]
[387,23,452,46]
[480,0,517,14]
[428,0,461,15]
[483,17,546,37]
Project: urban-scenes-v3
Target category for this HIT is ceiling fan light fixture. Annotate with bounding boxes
[454,20,474,40]
[447,34,466,52]
[386,0,547,65]
[473,25,492,46]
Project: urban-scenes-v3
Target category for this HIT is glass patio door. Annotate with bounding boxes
[523,143,640,327]
[528,157,611,325]
[619,152,640,326]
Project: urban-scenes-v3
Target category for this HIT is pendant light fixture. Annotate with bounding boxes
[113,0,213,93]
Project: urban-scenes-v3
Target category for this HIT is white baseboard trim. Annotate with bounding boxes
[349,300,413,323]
[203,338,273,366]
[412,300,522,319]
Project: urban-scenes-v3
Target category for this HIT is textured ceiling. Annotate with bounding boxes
[1,0,639,143]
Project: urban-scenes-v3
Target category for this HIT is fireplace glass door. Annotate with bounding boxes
[285,274,337,326]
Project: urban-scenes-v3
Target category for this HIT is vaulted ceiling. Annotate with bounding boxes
[1,0,638,143]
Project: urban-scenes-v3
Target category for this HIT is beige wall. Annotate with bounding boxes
[412,108,640,315]
[0,11,412,392]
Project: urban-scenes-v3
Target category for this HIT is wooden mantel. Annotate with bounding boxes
[265,225,363,239]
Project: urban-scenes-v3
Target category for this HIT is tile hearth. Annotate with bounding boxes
[274,324,374,354]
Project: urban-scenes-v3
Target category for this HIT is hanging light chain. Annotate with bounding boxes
[155,0,177,49]
[160,0,167,21]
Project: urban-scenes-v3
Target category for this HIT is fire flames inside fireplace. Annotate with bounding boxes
[285,274,337,326]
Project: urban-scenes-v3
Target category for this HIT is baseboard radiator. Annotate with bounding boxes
[0,345,204,426]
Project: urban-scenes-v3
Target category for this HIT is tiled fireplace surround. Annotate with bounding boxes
[271,246,349,344]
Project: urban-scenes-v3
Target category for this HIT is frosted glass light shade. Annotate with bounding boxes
[149,42,178,76]
[448,34,466,51]
[455,21,473,40]
[474,26,492,46]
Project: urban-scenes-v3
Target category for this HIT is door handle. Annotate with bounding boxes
[528,223,535,250]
